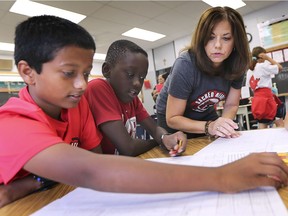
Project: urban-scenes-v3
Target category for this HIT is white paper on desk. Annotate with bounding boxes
[31,186,286,216]
[195,128,288,156]
[31,152,288,216]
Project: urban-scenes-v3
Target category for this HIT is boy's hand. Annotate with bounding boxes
[0,184,11,208]
[161,131,187,157]
[215,152,288,193]
[0,175,42,208]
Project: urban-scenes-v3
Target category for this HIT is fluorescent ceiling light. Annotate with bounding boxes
[122,28,166,42]
[93,53,106,61]
[0,42,15,52]
[10,0,86,23]
[202,0,246,10]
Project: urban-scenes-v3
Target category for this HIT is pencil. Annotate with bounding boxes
[169,140,183,157]
[178,139,183,148]
[278,152,288,165]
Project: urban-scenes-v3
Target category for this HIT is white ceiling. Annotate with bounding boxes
[0,0,282,61]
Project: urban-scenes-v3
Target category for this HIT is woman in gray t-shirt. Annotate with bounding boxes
[156,7,249,139]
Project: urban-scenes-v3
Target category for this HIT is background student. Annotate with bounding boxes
[1,14,288,208]
[151,72,169,102]
[85,40,186,157]
[156,6,249,139]
[248,46,283,129]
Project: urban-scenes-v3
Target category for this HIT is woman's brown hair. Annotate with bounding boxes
[183,6,250,80]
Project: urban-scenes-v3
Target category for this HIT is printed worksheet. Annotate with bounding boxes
[32,153,288,216]
[195,128,288,156]
[31,128,288,216]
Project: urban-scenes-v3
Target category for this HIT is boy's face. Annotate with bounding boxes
[108,51,148,103]
[27,46,94,118]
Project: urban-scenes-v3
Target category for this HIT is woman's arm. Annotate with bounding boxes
[166,90,239,138]
[166,95,207,134]
[221,87,241,119]
[206,87,241,138]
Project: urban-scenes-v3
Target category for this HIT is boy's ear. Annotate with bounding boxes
[17,60,36,85]
[102,62,111,78]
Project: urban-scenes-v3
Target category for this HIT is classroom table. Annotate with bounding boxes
[1,136,288,216]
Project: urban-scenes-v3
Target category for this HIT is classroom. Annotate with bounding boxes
[0,1,288,215]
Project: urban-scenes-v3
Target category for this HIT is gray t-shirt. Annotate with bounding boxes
[156,51,243,121]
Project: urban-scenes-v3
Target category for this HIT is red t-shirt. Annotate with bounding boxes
[0,87,102,184]
[85,79,149,154]
[155,83,163,92]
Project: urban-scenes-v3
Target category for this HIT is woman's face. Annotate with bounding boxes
[158,75,165,84]
[204,20,234,68]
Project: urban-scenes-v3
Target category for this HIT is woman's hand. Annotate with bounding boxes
[161,131,187,157]
[209,117,241,138]
[215,152,288,193]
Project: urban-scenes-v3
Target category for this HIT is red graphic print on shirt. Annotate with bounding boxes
[249,75,260,91]
[190,90,226,112]
[70,137,81,147]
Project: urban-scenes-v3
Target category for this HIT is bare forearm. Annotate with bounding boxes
[168,116,206,134]
[23,145,288,196]
[0,175,41,207]
[221,104,238,119]
[82,155,221,193]
[119,139,158,156]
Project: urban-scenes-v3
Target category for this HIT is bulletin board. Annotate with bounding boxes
[257,15,288,49]
[272,61,288,94]
[258,15,288,95]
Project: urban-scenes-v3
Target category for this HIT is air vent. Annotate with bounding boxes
[0,59,13,71]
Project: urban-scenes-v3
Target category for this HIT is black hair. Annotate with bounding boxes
[105,39,148,67]
[161,72,169,80]
[14,15,96,74]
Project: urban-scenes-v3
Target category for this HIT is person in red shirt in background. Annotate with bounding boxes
[151,72,169,102]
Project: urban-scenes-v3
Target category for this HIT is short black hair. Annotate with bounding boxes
[14,15,96,74]
[105,40,147,67]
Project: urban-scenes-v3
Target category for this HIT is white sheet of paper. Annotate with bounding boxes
[31,186,287,216]
[31,128,288,216]
[195,128,288,156]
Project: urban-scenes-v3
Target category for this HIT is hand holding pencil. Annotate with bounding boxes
[160,131,187,157]
[169,139,183,157]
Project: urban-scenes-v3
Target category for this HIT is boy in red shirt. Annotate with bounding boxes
[85,40,185,156]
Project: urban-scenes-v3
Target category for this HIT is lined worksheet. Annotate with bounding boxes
[31,186,286,216]
[195,128,288,156]
[31,128,288,216]
[32,153,288,216]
